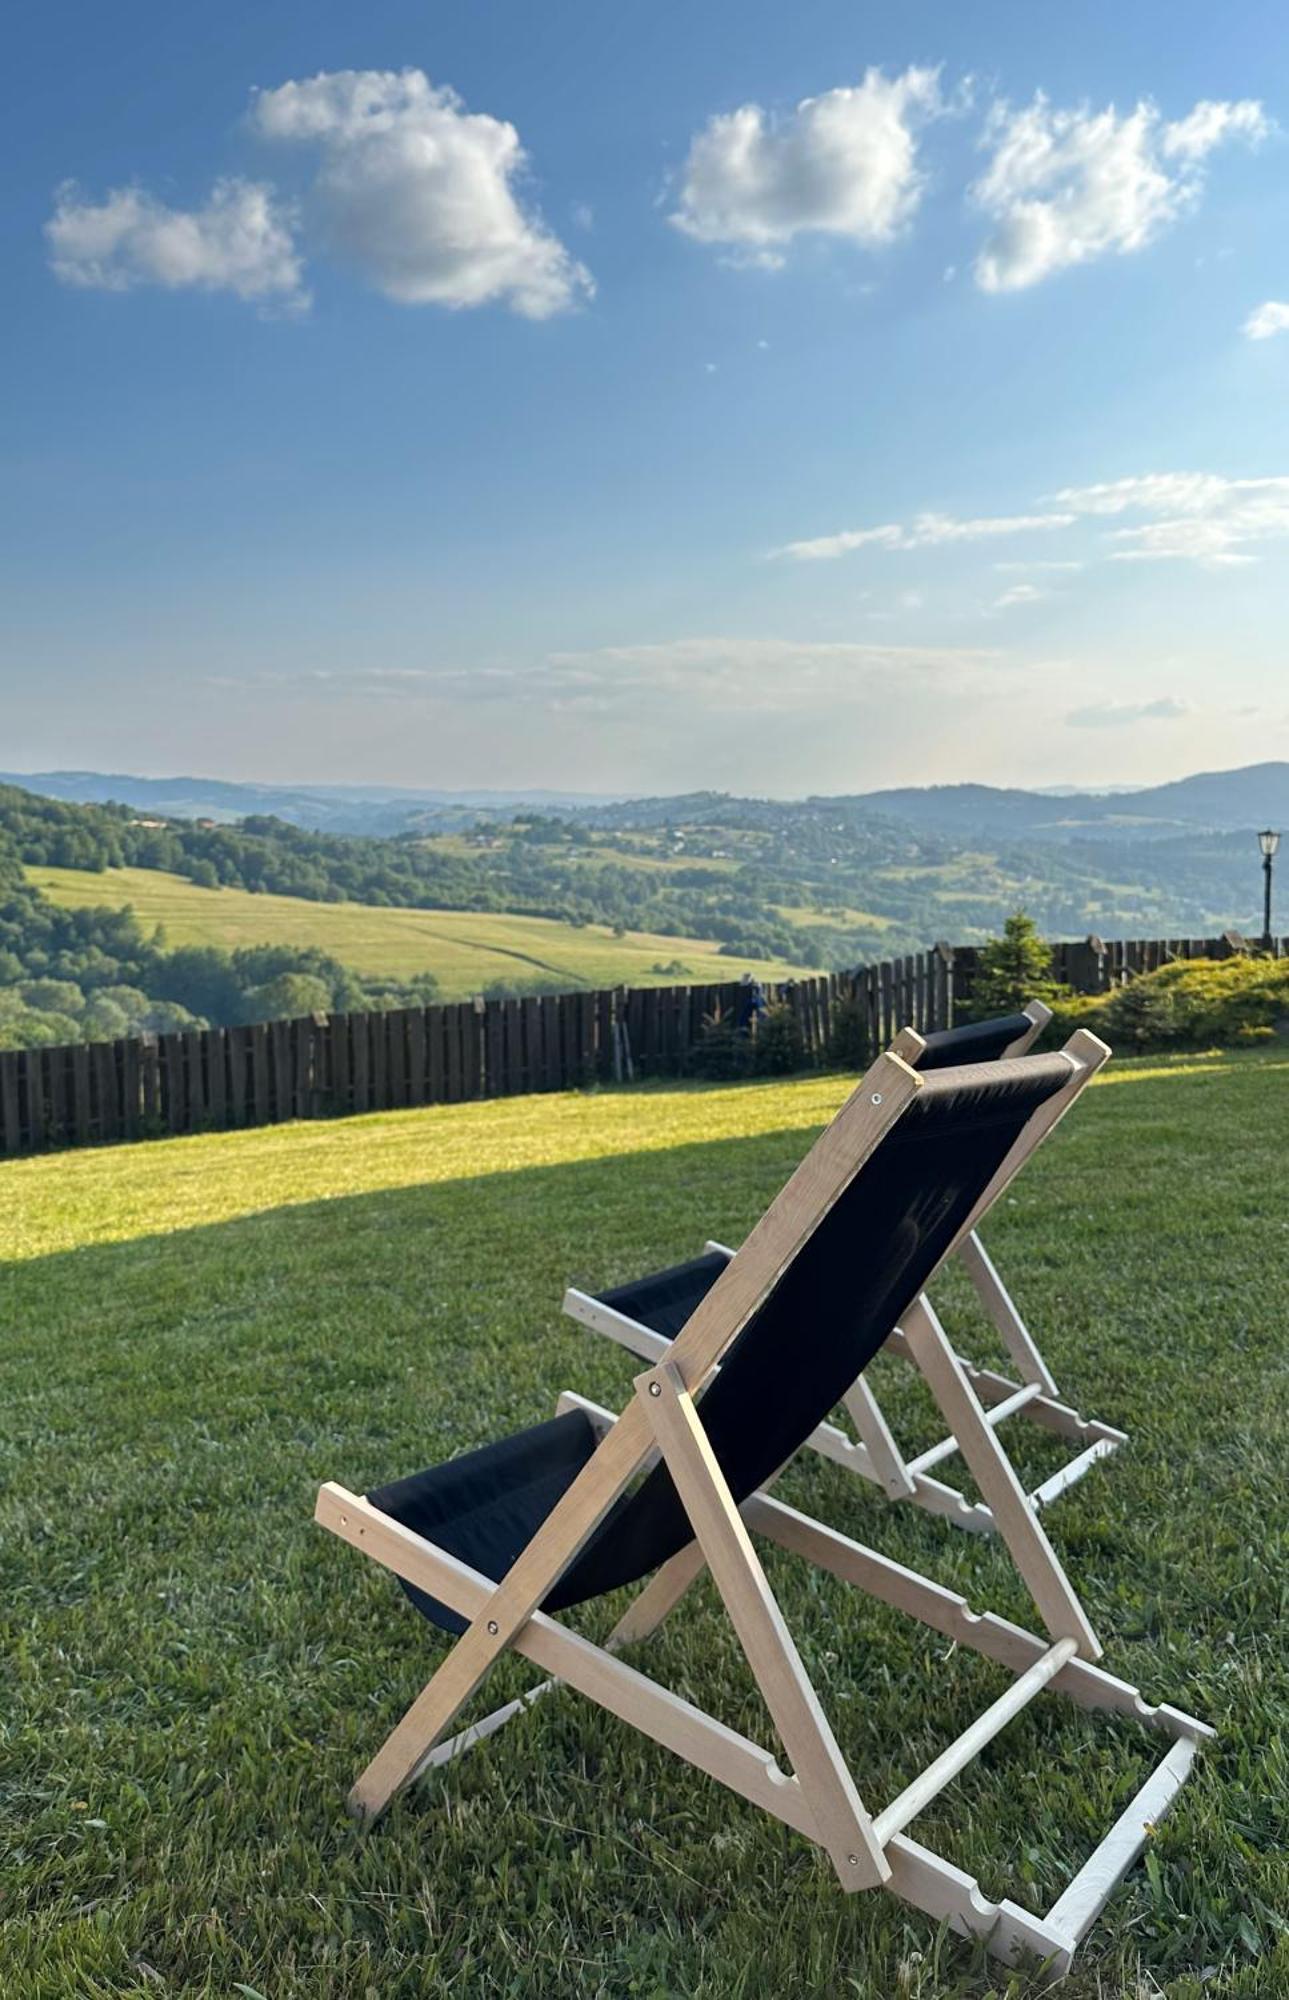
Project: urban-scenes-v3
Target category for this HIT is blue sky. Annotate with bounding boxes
[3,0,1288,796]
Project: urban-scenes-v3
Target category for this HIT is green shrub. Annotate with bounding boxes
[825,991,870,1071]
[1047,954,1289,1053]
[752,1002,807,1076]
[686,1002,754,1080]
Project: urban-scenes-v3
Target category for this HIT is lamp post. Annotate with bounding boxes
[1258,829,1280,951]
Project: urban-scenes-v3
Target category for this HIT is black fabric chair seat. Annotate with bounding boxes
[371,1058,1071,1636]
[370,1411,600,1634]
[598,1250,728,1340]
[917,1014,1034,1069]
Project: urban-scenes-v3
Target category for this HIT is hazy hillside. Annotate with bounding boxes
[828,764,1289,841]
[7,761,1285,843]
[0,770,625,836]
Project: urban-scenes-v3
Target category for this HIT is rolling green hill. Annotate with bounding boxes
[26,864,810,999]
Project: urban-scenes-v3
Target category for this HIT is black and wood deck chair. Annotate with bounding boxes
[316,1032,1209,1977]
[563,1001,1126,1535]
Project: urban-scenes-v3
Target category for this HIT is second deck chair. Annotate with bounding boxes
[316,1034,1210,1979]
[564,1001,1126,1534]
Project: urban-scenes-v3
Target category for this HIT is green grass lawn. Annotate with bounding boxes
[2,1053,1287,1998]
[26,864,807,998]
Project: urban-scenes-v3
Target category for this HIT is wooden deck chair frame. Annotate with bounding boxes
[563,1001,1126,1535]
[316,1034,1210,1980]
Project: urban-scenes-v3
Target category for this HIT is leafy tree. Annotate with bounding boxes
[80,994,132,1041]
[0,1006,82,1048]
[137,999,205,1034]
[19,978,84,1015]
[150,946,244,1024]
[242,972,334,1022]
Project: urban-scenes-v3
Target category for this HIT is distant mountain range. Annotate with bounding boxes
[843,764,1289,841]
[0,771,627,835]
[4,762,1286,842]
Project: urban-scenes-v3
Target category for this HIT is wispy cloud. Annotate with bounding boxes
[992,582,1046,610]
[994,559,1084,573]
[1051,472,1289,566]
[770,510,1073,562]
[775,471,1289,575]
[1244,300,1289,340]
[207,636,1009,717]
[1066,696,1190,728]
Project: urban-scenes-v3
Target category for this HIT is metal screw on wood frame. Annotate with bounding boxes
[870,1092,883,1105]
[486,1620,499,1635]
[648,1382,662,1396]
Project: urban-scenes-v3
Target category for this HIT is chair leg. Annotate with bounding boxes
[638,1361,889,1890]
[953,1233,1060,1397]
[348,1403,657,1822]
[900,1297,1102,1661]
[608,1540,708,1648]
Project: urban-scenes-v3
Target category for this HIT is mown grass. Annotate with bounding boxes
[1,1052,1287,1998]
[26,865,805,997]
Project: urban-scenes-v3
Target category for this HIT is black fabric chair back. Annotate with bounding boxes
[916,1013,1034,1070]
[548,1057,1069,1609]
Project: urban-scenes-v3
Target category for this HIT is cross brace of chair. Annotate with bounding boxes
[564,1260,1127,1537]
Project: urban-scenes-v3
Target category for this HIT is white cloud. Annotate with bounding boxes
[1244,300,1289,340]
[670,66,944,261]
[216,636,1008,716]
[1051,472,1289,566]
[1160,100,1268,160]
[994,559,1084,572]
[771,509,1073,561]
[538,635,1005,713]
[993,582,1046,609]
[46,177,306,307]
[971,92,1267,291]
[1066,696,1190,728]
[252,68,592,317]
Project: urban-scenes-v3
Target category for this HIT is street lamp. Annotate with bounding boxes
[1258,829,1280,950]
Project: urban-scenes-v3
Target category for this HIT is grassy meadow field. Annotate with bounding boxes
[2,1052,1287,1997]
[26,864,807,997]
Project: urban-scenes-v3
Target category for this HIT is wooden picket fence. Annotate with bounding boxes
[0,930,1274,1157]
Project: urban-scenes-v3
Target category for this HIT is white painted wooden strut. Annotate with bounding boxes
[901,1295,1102,1659]
[413,1677,559,1778]
[872,1638,1079,1845]
[957,1229,1059,1396]
[904,1381,1043,1477]
[638,1360,888,1889]
[1031,1439,1119,1511]
[1045,1735,1199,1947]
